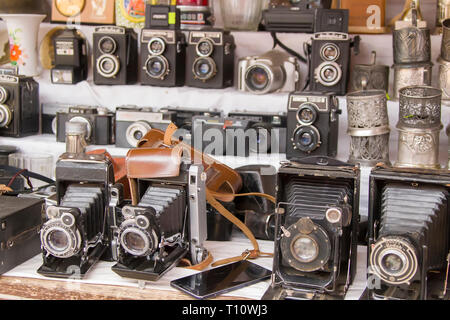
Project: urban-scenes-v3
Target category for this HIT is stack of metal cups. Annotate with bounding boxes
[395,86,443,169]
[392,4,432,100]
[438,18,450,102]
[346,90,390,166]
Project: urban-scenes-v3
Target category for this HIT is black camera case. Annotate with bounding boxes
[0,74,39,138]
[93,26,138,85]
[185,30,235,89]
[56,106,115,145]
[51,28,88,85]
[286,92,340,160]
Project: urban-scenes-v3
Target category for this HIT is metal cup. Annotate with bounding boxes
[346,90,390,166]
[441,18,450,61]
[392,62,432,100]
[350,51,390,92]
[437,56,450,101]
[398,86,442,129]
[437,1,450,28]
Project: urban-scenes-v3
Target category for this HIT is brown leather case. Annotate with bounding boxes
[340,0,387,34]
[51,0,115,25]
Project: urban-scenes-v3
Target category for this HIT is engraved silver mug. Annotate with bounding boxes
[346,90,390,166]
[392,62,432,100]
[350,51,390,93]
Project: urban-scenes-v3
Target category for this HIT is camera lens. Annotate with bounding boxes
[193,57,216,81]
[316,62,342,87]
[47,229,69,252]
[292,236,318,263]
[120,227,153,256]
[97,55,120,78]
[0,87,8,104]
[125,232,146,251]
[148,38,165,55]
[0,105,12,128]
[381,253,404,274]
[296,103,318,125]
[98,36,117,55]
[320,43,340,61]
[293,126,321,153]
[196,38,214,57]
[145,55,169,79]
[245,66,270,92]
[126,121,152,147]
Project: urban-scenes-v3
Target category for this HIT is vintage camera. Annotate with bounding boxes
[263,157,360,300]
[192,115,284,157]
[40,103,70,135]
[237,50,301,95]
[115,106,177,148]
[307,32,358,95]
[262,1,348,33]
[159,107,222,145]
[140,29,186,87]
[0,71,39,138]
[37,151,123,278]
[185,30,235,89]
[93,26,138,85]
[51,28,88,85]
[286,92,340,160]
[0,196,43,275]
[367,166,450,300]
[111,163,208,281]
[56,106,115,145]
[227,111,287,154]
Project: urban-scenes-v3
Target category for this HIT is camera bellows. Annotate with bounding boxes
[370,183,449,285]
[281,177,353,272]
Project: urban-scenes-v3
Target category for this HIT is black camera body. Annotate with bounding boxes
[307,31,357,95]
[115,106,177,148]
[0,73,39,137]
[286,92,340,160]
[41,103,70,135]
[140,29,186,87]
[227,111,287,154]
[367,166,450,300]
[144,3,180,30]
[111,163,208,281]
[51,28,88,85]
[37,152,123,278]
[185,30,235,89]
[263,157,360,300]
[0,196,43,275]
[56,106,115,145]
[93,26,138,85]
[262,1,346,33]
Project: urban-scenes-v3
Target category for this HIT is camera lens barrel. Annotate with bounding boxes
[0,86,8,104]
[97,54,121,78]
[0,104,12,128]
[145,55,170,79]
[98,36,117,55]
[193,57,217,81]
[293,125,321,153]
[315,61,342,87]
[126,121,152,147]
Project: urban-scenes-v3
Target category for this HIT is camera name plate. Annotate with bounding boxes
[141,30,176,44]
[189,32,223,45]
[0,75,19,84]
[289,96,329,112]
[94,26,126,34]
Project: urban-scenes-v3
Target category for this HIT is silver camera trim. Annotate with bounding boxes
[296,103,318,126]
[144,55,170,80]
[293,125,322,153]
[320,43,340,62]
[315,61,343,87]
[41,219,82,259]
[69,117,92,140]
[0,104,12,128]
[0,86,8,104]
[125,121,152,147]
[244,64,274,95]
[192,56,217,81]
[147,37,166,56]
[195,38,215,57]
[98,36,117,55]
[96,54,121,78]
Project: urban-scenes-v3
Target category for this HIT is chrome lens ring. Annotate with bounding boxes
[315,61,342,87]
[195,38,214,57]
[148,37,166,56]
[370,237,418,285]
[69,117,92,140]
[296,103,318,126]
[192,57,217,81]
[41,221,81,258]
[98,36,117,55]
[293,125,321,153]
[145,55,170,80]
[0,87,8,104]
[320,43,340,62]
[0,104,12,128]
[97,54,120,78]
[244,64,273,94]
[125,121,152,147]
[119,225,157,257]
